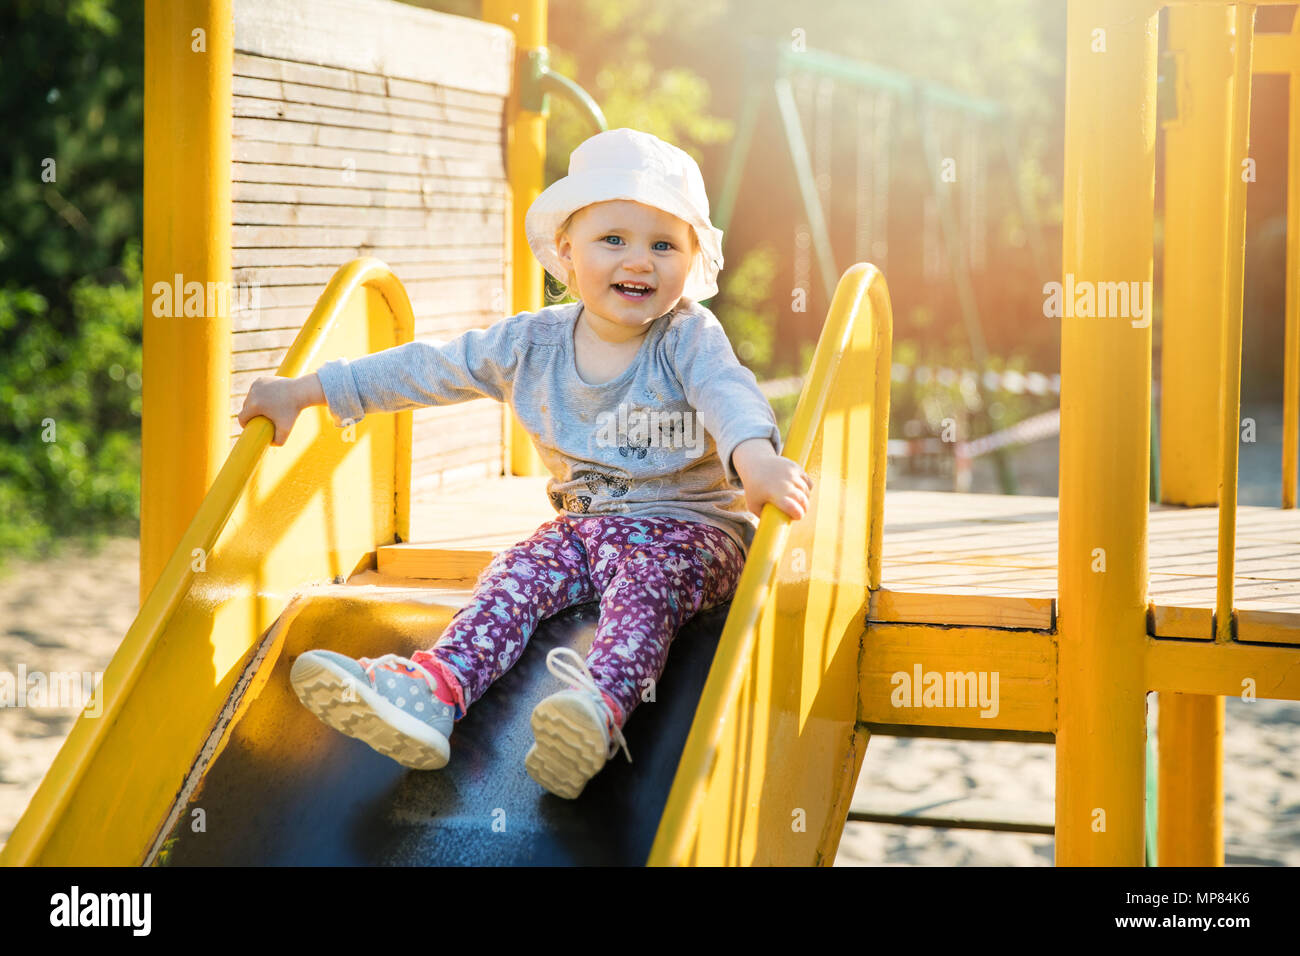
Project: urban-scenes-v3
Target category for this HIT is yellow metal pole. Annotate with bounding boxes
[1214,5,1255,644]
[1158,693,1224,865]
[1056,0,1154,866]
[483,0,544,477]
[141,0,233,601]
[1282,22,1300,509]
[1155,3,1239,871]
[1160,8,1234,508]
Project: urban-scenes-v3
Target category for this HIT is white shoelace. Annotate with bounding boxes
[362,653,442,702]
[545,647,632,764]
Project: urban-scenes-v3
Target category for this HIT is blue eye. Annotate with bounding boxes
[602,235,675,251]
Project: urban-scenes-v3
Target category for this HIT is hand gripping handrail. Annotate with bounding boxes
[1,257,414,866]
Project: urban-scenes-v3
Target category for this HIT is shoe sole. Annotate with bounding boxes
[525,694,608,799]
[290,654,451,770]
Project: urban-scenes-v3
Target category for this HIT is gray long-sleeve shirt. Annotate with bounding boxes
[315,298,783,554]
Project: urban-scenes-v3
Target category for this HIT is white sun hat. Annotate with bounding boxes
[524,127,725,303]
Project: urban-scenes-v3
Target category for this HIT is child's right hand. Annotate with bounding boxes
[237,374,323,446]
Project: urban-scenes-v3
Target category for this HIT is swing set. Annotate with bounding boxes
[715,40,1056,494]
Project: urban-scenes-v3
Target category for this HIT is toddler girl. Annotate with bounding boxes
[237,128,812,799]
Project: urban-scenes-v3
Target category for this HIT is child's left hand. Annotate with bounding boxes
[731,438,813,520]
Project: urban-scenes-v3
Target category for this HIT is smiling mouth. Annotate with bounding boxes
[612,282,655,299]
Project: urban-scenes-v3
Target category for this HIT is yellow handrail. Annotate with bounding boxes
[1258,14,1300,507]
[1214,7,1254,643]
[0,257,414,866]
[648,262,891,865]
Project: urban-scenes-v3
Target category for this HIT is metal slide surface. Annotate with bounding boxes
[155,600,732,866]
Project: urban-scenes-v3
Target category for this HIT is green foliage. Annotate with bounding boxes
[0,0,144,286]
[713,244,779,371]
[0,242,143,567]
[0,0,144,570]
[548,0,733,162]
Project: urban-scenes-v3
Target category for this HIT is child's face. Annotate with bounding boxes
[556,200,696,327]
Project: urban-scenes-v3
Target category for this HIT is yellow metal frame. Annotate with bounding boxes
[0,259,414,865]
[1264,19,1300,510]
[649,263,892,865]
[1065,0,1300,867]
[1153,1,1300,866]
[484,0,545,476]
[140,0,233,600]
[12,0,1300,870]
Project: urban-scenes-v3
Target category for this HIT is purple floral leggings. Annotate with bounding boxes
[410,514,746,728]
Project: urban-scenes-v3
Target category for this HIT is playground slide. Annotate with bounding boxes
[0,260,892,867]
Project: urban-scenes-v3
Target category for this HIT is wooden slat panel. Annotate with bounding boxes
[232,52,504,113]
[233,243,501,268]
[876,491,1300,639]
[402,475,554,547]
[234,260,503,289]
[232,276,500,314]
[412,441,504,468]
[232,200,503,229]
[233,348,290,373]
[1147,637,1300,700]
[411,452,505,492]
[233,220,504,249]
[860,621,1057,734]
[230,0,511,507]
[233,116,501,161]
[233,0,512,95]
[870,589,1054,630]
[229,363,500,399]
[233,180,505,208]
[378,545,497,580]
[233,140,499,178]
[231,327,302,352]
[415,428,507,459]
[230,304,500,334]
[1238,609,1300,645]
[412,460,507,496]
[233,162,500,195]
[232,96,501,144]
[230,310,499,352]
[1150,604,1211,640]
[232,74,500,129]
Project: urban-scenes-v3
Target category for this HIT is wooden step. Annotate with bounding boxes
[376,543,496,581]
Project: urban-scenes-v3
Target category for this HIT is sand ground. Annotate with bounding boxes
[1,530,1297,863]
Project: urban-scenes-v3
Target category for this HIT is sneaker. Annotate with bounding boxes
[289,650,456,770]
[525,647,632,799]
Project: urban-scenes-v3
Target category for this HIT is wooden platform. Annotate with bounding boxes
[377,478,1300,644]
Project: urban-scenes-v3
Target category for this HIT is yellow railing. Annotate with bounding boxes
[1,258,413,866]
[1066,0,1296,867]
[1249,14,1300,509]
[1212,4,1254,642]
[648,262,892,865]
[1252,12,1300,517]
[1160,3,1300,634]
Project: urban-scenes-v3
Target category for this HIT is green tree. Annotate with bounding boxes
[0,0,144,569]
